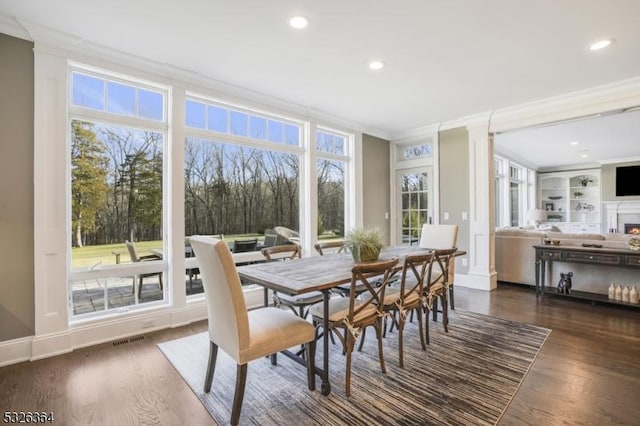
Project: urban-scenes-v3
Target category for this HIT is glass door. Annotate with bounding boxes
[396,167,433,245]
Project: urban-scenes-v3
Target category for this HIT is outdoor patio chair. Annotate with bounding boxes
[232,239,258,253]
[125,241,163,296]
[261,245,324,319]
[189,236,316,425]
[262,229,278,247]
[309,258,398,397]
[273,226,300,245]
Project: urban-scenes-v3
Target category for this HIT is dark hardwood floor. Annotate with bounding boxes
[1,283,639,425]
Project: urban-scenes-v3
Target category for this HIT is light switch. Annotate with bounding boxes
[444,212,449,220]
[385,212,389,220]
[462,211,468,220]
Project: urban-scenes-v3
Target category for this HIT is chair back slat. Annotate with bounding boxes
[347,258,398,322]
[261,244,301,261]
[314,240,346,256]
[399,252,433,302]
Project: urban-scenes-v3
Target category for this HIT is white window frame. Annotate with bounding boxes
[67,63,170,321]
[494,154,536,228]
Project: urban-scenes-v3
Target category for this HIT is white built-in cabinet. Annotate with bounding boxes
[538,169,601,233]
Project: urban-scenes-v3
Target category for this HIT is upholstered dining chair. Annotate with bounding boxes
[423,247,458,344]
[189,236,316,426]
[419,224,459,312]
[125,241,162,296]
[309,258,398,397]
[261,245,324,319]
[379,252,432,367]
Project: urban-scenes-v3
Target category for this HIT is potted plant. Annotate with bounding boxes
[578,177,593,187]
[343,227,384,262]
[573,191,584,199]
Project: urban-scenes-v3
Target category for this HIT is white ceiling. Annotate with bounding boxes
[1,0,640,165]
[495,108,640,171]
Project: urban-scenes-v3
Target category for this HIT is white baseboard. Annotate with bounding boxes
[0,336,33,367]
[454,272,498,291]
[0,302,209,367]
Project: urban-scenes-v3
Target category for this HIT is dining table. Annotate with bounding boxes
[236,245,466,396]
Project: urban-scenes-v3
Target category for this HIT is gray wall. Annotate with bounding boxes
[362,134,390,245]
[438,127,470,274]
[0,33,34,341]
[602,160,640,201]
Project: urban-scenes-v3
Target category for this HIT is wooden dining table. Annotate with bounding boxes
[236,245,465,396]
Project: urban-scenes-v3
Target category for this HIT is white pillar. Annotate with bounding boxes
[466,123,497,290]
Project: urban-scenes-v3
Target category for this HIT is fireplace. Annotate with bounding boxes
[624,223,640,234]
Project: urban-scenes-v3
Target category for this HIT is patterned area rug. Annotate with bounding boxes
[158,310,550,425]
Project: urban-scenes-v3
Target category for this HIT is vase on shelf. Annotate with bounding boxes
[622,286,630,303]
[608,283,616,299]
[615,285,622,301]
[630,286,639,304]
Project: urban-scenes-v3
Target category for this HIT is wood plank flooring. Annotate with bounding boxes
[1,283,639,425]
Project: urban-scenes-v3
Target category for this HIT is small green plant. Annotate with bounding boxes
[344,227,384,262]
[578,176,593,187]
[574,191,584,198]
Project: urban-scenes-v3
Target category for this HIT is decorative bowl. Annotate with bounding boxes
[548,196,563,200]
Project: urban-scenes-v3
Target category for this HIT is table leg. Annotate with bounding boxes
[540,259,546,296]
[535,255,540,297]
[321,289,331,396]
[263,287,269,307]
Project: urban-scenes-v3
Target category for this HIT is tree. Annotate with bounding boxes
[71,121,108,247]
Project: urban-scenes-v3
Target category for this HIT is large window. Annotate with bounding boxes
[317,129,348,239]
[183,97,305,295]
[494,155,536,228]
[68,69,167,318]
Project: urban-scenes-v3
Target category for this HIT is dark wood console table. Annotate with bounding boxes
[534,244,640,308]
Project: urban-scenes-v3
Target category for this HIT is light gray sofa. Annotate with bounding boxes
[495,228,636,294]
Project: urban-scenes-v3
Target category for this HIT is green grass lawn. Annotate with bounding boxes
[71,232,344,269]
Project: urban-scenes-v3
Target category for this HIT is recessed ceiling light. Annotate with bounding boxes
[589,39,612,51]
[369,61,385,70]
[289,16,308,29]
[570,141,579,146]
[580,153,589,158]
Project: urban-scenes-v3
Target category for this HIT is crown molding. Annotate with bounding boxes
[9,16,387,139]
[597,156,640,165]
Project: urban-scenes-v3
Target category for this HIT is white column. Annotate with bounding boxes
[32,44,72,357]
[466,123,497,290]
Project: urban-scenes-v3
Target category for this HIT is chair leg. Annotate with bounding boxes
[357,327,366,352]
[204,341,218,392]
[230,363,248,426]
[416,306,426,351]
[375,319,386,374]
[138,276,144,297]
[449,285,455,310]
[442,295,449,333]
[270,353,277,366]
[345,331,354,397]
[432,297,439,322]
[398,315,405,368]
[425,309,431,345]
[306,340,316,391]
[159,272,163,290]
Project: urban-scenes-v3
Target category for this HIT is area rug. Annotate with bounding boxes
[158,310,550,425]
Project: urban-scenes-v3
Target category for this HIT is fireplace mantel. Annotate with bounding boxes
[603,201,640,232]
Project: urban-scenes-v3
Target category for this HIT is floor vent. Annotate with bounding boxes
[112,335,146,346]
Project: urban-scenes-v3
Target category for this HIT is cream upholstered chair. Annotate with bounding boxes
[423,248,458,344]
[189,236,316,425]
[261,245,324,319]
[418,224,459,312]
[379,252,432,367]
[309,258,398,397]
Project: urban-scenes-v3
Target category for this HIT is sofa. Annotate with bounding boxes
[495,227,636,294]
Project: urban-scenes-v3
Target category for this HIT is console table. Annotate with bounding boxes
[534,244,640,308]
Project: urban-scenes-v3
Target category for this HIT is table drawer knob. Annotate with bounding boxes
[589,256,594,260]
